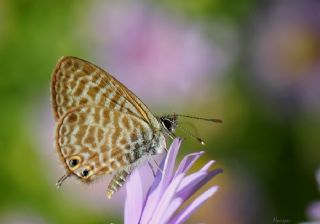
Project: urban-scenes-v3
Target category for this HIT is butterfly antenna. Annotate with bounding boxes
[177,124,206,145]
[175,114,223,123]
[56,173,70,189]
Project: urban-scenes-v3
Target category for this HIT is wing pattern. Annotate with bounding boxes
[56,106,156,182]
[51,56,159,128]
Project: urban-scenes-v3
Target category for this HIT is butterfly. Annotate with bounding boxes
[51,56,221,198]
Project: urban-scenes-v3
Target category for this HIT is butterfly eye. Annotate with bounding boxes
[81,169,90,177]
[162,119,172,131]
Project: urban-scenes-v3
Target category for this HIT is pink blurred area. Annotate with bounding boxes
[83,1,237,107]
[307,169,320,221]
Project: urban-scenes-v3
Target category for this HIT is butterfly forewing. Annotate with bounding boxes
[51,56,159,128]
[56,106,159,182]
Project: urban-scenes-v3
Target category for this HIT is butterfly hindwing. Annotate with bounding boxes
[55,106,158,183]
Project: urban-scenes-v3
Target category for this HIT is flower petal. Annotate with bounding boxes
[316,169,320,189]
[140,138,182,223]
[176,168,222,202]
[177,171,207,193]
[150,174,185,224]
[160,197,183,223]
[200,160,215,172]
[161,138,182,189]
[307,201,320,220]
[143,155,166,198]
[174,151,205,177]
[155,171,209,222]
[169,186,219,224]
[139,158,166,223]
[125,169,144,224]
[130,139,222,224]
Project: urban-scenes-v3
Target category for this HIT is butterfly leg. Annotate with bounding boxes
[107,168,131,199]
[148,161,156,177]
[153,159,163,174]
[167,132,176,140]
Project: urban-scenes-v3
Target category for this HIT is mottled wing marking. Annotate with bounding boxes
[55,106,155,182]
[51,56,159,128]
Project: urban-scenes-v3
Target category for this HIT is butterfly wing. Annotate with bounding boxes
[55,105,166,184]
[51,56,159,128]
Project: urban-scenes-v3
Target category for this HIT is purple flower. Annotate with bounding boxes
[307,169,320,221]
[124,138,222,224]
[308,201,320,221]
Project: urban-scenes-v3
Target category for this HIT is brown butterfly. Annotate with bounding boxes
[51,56,221,198]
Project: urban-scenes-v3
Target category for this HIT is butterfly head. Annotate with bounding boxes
[158,113,223,145]
[159,114,178,135]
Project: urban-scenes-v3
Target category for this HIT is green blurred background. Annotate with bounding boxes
[1,0,320,223]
